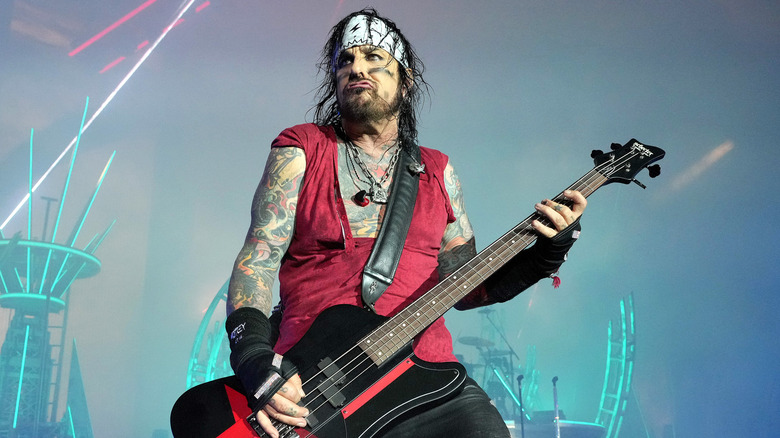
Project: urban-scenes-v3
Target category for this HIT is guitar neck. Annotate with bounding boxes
[360,168,609,364]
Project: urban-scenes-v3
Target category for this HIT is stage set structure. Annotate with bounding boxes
[0,128,114,437]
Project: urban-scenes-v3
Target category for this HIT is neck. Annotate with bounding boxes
[341,116,400,158]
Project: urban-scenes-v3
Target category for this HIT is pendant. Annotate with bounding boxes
[354,190,370,207]
[370,186,388,204]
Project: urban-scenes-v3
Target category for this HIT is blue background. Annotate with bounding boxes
[1,1,778,436]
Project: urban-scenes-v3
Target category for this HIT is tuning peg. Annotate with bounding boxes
[610,142,622,151]
[591,149,604,158]
[648,164,661,178]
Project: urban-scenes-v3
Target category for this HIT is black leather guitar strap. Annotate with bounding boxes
[361,146,422,312]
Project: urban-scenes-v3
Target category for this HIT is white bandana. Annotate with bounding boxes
[338,14,407,67]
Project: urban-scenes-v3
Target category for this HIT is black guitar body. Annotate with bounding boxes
[172,304,467,438]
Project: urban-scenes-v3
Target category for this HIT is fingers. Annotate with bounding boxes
[265,395,308,425]
[256,374,308,437]
[255,410,280,438]
[255,398,308,438]
[566,190,588,215]
[534,200,572,231]
[532,190,586,238]
[278,374,305,403]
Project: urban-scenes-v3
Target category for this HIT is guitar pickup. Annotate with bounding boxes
[316,357,347,408]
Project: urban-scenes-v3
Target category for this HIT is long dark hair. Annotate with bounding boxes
[311,8,430,150]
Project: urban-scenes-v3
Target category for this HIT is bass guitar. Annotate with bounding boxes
[171,139,665,438]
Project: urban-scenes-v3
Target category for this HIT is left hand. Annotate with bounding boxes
[531,190,587,238]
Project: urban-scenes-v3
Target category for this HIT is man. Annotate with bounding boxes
[225,8,586,438]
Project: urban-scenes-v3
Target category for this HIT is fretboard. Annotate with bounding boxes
[359,168,609,364]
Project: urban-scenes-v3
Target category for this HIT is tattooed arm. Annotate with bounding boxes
[227,146,306,315]
[438,160,587,311]
[435,160,489,309]
[225,146,309,435]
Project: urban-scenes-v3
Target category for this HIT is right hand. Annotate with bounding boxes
[255,374,308,438]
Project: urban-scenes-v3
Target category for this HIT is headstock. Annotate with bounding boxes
[591,139,665,188]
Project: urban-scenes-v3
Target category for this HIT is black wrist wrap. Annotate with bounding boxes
[487,217,582,303]
[225,307,298,411]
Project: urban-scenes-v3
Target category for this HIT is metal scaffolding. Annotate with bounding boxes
[595,294,637,438]
[0,124,113,437]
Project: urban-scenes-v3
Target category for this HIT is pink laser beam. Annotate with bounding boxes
[164,18,185,33]
[2,0,200,231]
[69,0,159,57]
[99,56,126,74]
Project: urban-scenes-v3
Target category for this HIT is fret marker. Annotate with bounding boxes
[416,312,420,316]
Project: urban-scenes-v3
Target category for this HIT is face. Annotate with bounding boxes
[335,45,405,123]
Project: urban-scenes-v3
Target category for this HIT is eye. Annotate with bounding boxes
[336,53,354,68]
[366,51,385,62]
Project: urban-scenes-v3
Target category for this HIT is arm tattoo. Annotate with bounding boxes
[438,160,488,309]
[438,237,492,310]
[438,237,477,279]
[441,160,474,250]
[227,147,305,315]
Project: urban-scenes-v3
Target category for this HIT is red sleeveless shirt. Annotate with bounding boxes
[270,124,458,362]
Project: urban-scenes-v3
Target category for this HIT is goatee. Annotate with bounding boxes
[339,86,403,124]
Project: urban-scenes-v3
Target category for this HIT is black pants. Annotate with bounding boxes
[377,377,511,438]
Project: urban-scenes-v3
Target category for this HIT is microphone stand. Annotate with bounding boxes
[552,376,561,438]
[516,374,525,438]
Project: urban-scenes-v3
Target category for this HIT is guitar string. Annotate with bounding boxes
[378,164,610,342]
[288,182,619,437]
[290,150,636,432]
[265,151,627,434]
[367,149,635,351]
[287,149,639,434]
[278,149,642,434]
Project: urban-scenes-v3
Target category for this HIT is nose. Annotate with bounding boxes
[347,56,369,79]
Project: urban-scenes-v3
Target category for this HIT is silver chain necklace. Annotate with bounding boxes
[344,139,401,205]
